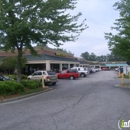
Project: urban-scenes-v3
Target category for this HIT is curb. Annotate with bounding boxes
[115,84,130,89]
[0,87,54,103]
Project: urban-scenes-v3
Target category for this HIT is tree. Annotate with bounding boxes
[105,0,130,61]
[107,52,124,61]
[0,56,27,74]
[0,0,88,82]
[89,52,96,61]
[80,51,90,60]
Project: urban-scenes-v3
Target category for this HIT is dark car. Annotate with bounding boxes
[0,74,14,81]
[57,69,80,80]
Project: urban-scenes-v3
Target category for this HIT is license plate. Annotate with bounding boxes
[51,76,56,79]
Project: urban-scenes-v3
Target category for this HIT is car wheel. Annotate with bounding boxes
[52,82,56,85]
[28,78,31,80]
[80,73,85,78]
[70,76,74,80]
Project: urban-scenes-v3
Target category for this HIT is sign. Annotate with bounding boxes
[55,52,66,57]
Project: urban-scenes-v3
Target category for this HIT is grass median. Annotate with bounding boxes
[0,80,49,102]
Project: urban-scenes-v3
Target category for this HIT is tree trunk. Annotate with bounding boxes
[17,50,22,82]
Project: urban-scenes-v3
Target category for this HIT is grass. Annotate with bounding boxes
[119,75,129,78]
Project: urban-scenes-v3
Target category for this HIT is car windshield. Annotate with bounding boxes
[68,69,78,73]
[47,71,56,75]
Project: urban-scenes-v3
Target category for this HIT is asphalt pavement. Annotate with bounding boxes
[0,70,130,130]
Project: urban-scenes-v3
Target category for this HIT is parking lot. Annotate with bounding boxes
[1,70,130,130]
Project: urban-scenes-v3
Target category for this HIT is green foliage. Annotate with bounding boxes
[105,0,130,61]
[0,80,42,96]
[0,81,24,96]
[21,80,42,89]
[21,74,27,79]
[80,51,124,61]
[0,57,27,74]
[56,48,74,55]
[0,0,87,82]
[80,51,89,60]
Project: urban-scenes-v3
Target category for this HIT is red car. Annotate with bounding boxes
[102,67,109,70]
[57,69,79,80]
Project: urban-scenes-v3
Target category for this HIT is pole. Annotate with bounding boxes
[122,73,124,85]
[42,76,46,88]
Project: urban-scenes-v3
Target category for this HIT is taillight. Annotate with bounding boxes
[46,76,49,79]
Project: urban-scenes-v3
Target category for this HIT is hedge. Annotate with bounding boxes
[21,80,42,89]
[0,80,42,96]
[0,81,24,96]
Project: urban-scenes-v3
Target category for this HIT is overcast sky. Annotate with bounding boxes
[49,0,120,57]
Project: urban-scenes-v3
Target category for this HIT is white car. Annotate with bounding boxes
[27,70,58,85]
[71,67,89,77]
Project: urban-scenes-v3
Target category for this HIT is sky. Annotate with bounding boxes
[49,0,120,57]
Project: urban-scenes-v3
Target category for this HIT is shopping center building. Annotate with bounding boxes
[0,46,89,74]
[0,46,128,75]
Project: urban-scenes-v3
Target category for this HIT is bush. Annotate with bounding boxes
[21,74,27,79]
[21,80,42,89]
[0,81,24,96]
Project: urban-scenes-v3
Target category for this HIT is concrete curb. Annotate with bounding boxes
[0,87,54,103]
[115,84,130,89]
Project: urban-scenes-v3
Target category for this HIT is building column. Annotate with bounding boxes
[68,63,70,69]
[46,61,50,71]
[60,63,62,71]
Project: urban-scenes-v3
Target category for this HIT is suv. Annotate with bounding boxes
[27,70,58,85]
[71,67,89,77]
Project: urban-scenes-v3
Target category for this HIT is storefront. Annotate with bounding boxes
[0,47,88,74]
[23,53,80,75]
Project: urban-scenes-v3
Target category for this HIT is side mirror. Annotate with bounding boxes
[67,71,69,73]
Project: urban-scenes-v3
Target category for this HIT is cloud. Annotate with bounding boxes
[49,0,120,57]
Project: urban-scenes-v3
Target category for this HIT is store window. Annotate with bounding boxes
[62,64,68,70]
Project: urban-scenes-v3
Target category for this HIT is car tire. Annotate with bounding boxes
[70,76,74,80]
[80,73,85,78]
[52,82,56,85]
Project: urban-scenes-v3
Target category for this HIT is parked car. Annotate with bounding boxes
[102,67,109,71]
[71,67,89,77]
[57,69,79,80]
[0,74,14,81]
[27,70,58,85]
[115,68,119,71]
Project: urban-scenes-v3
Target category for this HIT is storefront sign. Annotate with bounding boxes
[55,52,66,57]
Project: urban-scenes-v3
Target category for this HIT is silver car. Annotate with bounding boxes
[27,70,58,85]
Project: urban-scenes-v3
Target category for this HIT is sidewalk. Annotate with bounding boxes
[115,78,130,89]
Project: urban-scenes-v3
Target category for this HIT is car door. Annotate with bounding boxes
[59,70,66,78]
[37,71,43,81]
[66,70,71,78]
[31,72,38,80]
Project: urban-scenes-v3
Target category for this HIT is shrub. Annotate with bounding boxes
[0,81,24,96]
[21,80,42,89]
[21,74,27,79]
[0,82,8,95]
